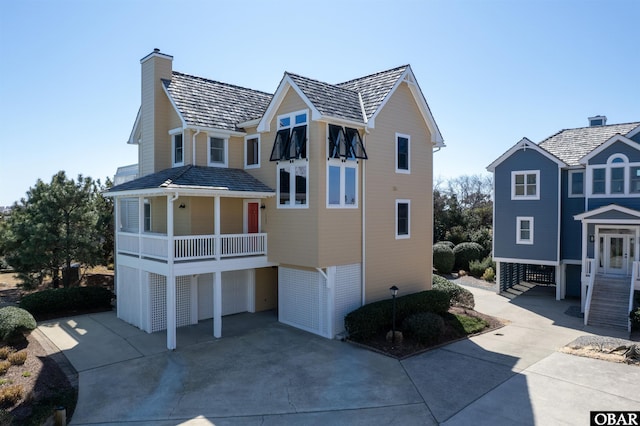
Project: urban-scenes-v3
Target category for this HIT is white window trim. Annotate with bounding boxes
[568,170,585,198]
[395,199,410,239]
[586,153,640,197]
[516,216,534,245]
[276,160,309,209]
[207,134,228,168]
[326,160,359,209]
[395,133,411,174]
[277,109,309,130]
[511,170,540,200]
[244,134,260,169]
[170,128,185,167]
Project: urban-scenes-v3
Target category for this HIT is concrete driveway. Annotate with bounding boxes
[36,284,640,425]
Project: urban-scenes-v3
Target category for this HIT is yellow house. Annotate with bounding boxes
[107,49,444,349]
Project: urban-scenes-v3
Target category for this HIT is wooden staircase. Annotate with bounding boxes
[587,275,631,330]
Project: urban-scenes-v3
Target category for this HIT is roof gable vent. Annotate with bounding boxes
[588,115,607,127]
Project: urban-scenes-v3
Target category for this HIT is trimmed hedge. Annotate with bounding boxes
[453,242,484,271]
[19,287,113,318]
[432,275,475,309]
[434,241,455,250]
[433,244,455,274]
[469,257,495,278]
[0,307,37,342]
[402,312,445,344]
[344,289,450,341]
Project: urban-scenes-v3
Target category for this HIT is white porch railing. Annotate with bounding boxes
[117,232,267,262]
[583,258,596,325]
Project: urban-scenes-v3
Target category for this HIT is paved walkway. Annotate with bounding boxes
[35,284,639,425]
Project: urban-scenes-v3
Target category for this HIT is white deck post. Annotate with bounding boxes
[213,271,222,338]
[167,194,177,350]
[214,196,221,260]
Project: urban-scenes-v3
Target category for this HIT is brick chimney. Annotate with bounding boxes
[139,49,173,176]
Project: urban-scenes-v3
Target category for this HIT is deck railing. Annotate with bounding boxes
[117,232,267,262]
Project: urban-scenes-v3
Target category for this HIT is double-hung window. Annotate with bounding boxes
[270,110,308,208]
[396,133,410,173]
[631,167,640,193]
[511,170,539,200]
[171,130,184,166]
[327,124,367,208]
[516,217,534,244]
[396,199,410,239]
[208,135,228,167]
[245,135,260,169]
[568,170,584,197]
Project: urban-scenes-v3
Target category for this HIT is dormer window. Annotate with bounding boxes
[588,115,607,127]
[208,135,228,167]
[270,110,308,161]
[170,129,184,166]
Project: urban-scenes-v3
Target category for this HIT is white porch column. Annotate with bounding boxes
[214,196,221,260]
[581,221,588,312]
[167,194,177,350]
[114,197,121,315]
[213,271,222,338]
[495,262,501,294]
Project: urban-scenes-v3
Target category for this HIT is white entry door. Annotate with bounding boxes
[604,234,634,275]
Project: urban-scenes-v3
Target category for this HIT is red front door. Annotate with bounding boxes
[248,202,259,233]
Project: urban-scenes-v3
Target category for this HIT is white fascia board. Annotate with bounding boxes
[578,134,637,164]
[257,74,320,133]
[493,257,560,266]
[102,188,169,198]
[127,107,142,145]
[162,85,187,128]
[574,204,640,221]
[486,137,566,172]
[237,118,261,129]
[317,115,366,129]
[625,124,640,139]
[104,186,274,199]
[186,125,245,138]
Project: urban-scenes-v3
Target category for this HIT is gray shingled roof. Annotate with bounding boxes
[163,72,273,131]
[539,122,640,166]
[338,65,408,120]
[287,73,364,122]
[108,166,274,194]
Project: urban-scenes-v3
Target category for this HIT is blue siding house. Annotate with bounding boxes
[488,117,640,331]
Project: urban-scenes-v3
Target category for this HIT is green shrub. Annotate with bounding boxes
[345,289,450,341]
[432,275,475,309]
[631,308,640,331]
[402,312,445,344]
[19,286,113,318]
[482,267,495,282]
[469,256,494,278]
[433,244,455,274]
[453,242,484,271]
[434,241,455,249]
[0,307,36,342]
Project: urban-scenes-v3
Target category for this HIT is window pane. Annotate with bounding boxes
[270,129,290,161]
[526,174,536,185]
[294,166,307,205]
[328,166,340,205]
[295,113,307,125]
[610,167,624,193]
[279,117,290,128]
[210,137,224,163]
[279,168,290,205]
[593,168,605,194]
[289,126,306,159]
[174,134,183,163]
[515,174,524,185]
[397,203,409,235]
[631,167,640,193]
[515,184,525,196]
[246,138,258,165]
[571,172,584,195]
[397,137,408,170]
[345,167,356,205]
[328,125,343,159]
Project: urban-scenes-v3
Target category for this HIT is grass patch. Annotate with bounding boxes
[445,313,489,337]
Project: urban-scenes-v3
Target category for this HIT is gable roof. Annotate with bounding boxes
[162,72,273,132]
[578,134,640,164]
[486,137,566,172]
[538,122,640,166]
[574,204,640,222]
[106,165,274,197]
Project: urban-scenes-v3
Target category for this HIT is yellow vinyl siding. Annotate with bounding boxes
[364,82,433,302]
[228,135,244,169]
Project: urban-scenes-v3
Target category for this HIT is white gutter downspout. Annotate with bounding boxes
[191,129,201,166]
[361,129,369,306]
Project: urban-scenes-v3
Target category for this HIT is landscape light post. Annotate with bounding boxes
[390,285,399,343]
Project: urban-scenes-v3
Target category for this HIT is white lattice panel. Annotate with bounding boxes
[176,276,191,328]
[116,265,141,328]
[334,263,362,336]
[279,267,323,336]
[150,273,167,332]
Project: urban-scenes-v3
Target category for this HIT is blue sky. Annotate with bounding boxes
[1,0,638,206]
